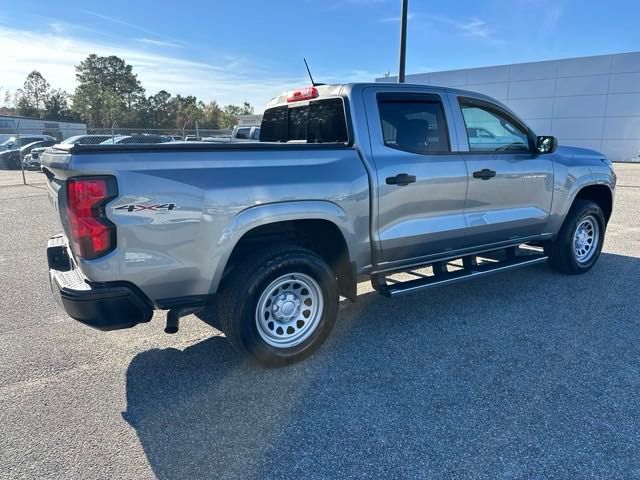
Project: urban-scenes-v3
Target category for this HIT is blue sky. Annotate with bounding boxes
[1,0,638,110]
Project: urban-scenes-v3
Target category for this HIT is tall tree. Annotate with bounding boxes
[168,95,204,130]
[202,100,224,129]
[143,90,173,128]
[6,90,15,108]
[220,102,254,128]
[16,71,50,117]
[44,89,73,121]
[73,54,145,127]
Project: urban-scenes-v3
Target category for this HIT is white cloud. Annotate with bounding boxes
[0,25,307,111]
[379,13,415,23]
[422,13,500,42]
[0,23,386,114]
[136,38,183,48]
[79,10,169,40]
[48,23,65,34]
[0,23,382,112]
[458,18,492,39]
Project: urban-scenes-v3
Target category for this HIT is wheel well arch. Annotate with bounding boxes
[574,184,613,222]
[224,219,357,301]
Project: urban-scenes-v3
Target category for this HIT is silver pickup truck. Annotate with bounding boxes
[43,83,616,366]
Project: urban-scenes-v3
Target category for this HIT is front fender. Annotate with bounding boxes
[207,200,355,293]
[547,165,615,235]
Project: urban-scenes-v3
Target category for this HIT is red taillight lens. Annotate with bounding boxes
[287,86,319,102]
[66,177,117,259]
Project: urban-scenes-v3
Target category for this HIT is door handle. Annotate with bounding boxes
[472,168,496,180]
[386,173,416,186]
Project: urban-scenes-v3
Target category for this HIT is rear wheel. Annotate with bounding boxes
[545,200,606,274]
[203,246,339,367]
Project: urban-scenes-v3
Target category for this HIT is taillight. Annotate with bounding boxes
[66,177,117,259]
[287,86,319,102]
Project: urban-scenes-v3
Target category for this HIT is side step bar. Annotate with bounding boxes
[373,246,547,298]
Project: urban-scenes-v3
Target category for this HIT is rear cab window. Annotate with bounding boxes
[260,97,349,144]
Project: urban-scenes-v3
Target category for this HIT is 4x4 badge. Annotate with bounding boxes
[115,203,176,212]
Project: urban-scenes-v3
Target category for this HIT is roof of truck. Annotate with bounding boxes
[266,82,498,108]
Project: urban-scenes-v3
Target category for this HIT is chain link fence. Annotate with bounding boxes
[0,125,231,187]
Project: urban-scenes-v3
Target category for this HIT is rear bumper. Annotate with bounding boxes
[47,235,153,331]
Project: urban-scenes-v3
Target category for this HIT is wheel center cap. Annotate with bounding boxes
[281,301,296,317]
[272,294,300,321]
[577,231,588,247]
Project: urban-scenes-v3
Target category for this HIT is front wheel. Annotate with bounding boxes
[210,246,339,367]
[545,199,606,274]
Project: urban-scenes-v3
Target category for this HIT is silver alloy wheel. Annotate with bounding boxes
[573,214,600,263]
[255,273,324,348]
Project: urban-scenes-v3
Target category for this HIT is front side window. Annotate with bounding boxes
[19,137,42,147]
[378,96,450,154]
[460,102,530,152]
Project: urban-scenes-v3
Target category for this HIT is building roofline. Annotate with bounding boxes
[0,114,86,125]
[376,50,640,81]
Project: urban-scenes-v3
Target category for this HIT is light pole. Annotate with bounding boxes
[398,0,408,83]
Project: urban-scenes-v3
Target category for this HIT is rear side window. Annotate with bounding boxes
[260,98,348,143]
[378,95,450,154]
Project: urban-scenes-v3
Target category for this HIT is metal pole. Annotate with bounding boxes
[17,121,26,185]
[398,0,408,83]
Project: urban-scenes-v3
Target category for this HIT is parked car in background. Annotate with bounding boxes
[99,134,172,145]
[0,134,56,152]
[184,135,202,141]
[203,125,261,143]
[466,127,495,140]
[1,139,56,170]
[59,134,114,145]
[25,135,114,171]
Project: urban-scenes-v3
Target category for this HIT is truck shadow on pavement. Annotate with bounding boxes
[123,252,640,480]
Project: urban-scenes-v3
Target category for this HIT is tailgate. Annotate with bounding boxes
[41,146,74,227]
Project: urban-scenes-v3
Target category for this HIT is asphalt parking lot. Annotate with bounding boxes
[1,164,639,479]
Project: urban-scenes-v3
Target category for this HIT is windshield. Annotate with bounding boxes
[61,136,82,144]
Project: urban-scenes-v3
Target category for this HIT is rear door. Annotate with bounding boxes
[449,94,553,245]
[363,86,468,267]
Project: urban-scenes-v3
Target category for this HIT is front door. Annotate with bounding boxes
[364,88,469,267]
[452,95,554,246]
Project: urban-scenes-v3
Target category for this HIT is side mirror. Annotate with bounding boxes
[536,135,558,154]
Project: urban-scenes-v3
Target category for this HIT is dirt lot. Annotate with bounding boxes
[1,164,639,479]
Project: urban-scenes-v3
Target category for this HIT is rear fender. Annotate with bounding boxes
[209,200,355,293]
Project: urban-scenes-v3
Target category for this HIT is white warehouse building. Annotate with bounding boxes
[0,115,87,144]
[377,51,640,162]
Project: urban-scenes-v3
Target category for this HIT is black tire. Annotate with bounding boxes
[200,245,339,367]
[545,199,606,274]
